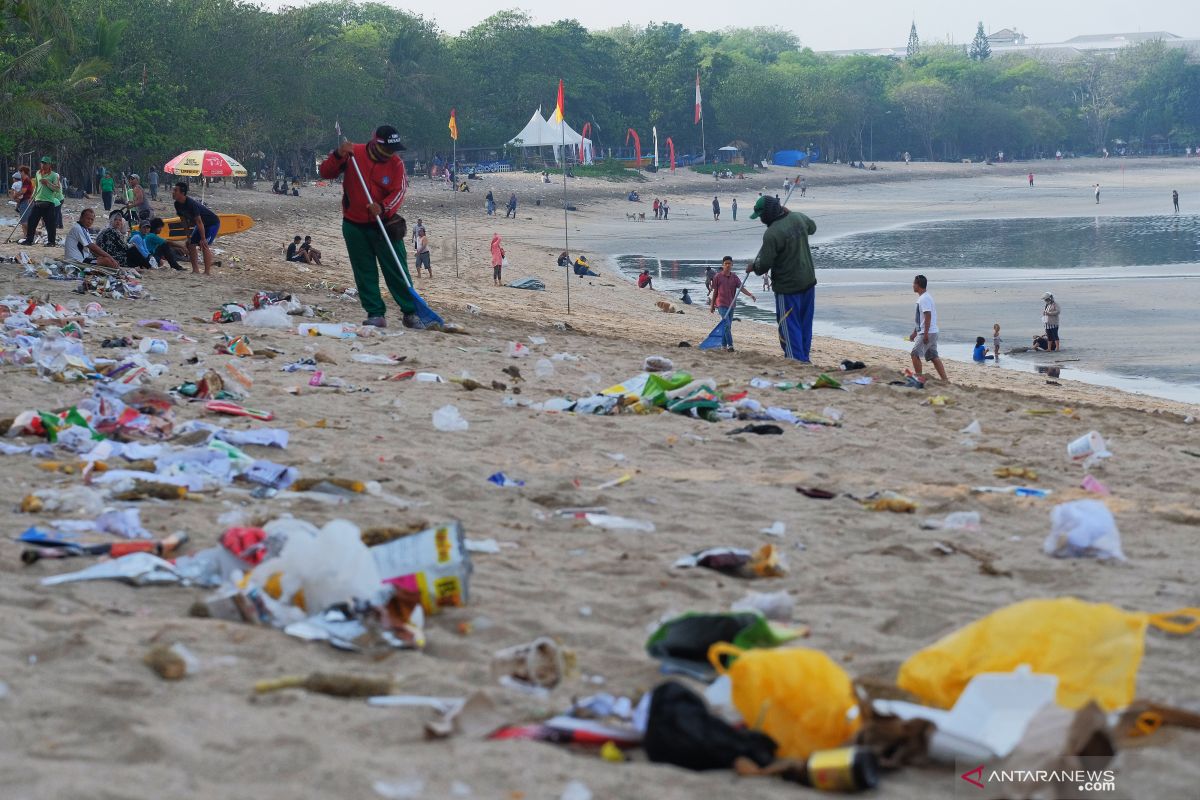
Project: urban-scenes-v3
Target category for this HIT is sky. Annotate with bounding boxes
[261,0,1200,51]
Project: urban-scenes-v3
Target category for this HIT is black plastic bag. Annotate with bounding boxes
[644,681,776,771]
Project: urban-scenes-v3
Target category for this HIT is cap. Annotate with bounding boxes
[373,125,406,152]
[1042,292,1054,300]
[11,171,19,179]
[39,155,54,164]
[749,195,772,220]
[130,173,140,179]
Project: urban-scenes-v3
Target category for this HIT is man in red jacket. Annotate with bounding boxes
[318,125,421,328]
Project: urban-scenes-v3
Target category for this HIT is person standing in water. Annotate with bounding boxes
[1172,190,1179,213]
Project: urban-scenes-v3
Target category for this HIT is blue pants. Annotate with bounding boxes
[716,305,734,348]
[776,287,815,362]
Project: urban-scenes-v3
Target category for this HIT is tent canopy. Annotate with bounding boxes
[507,109,592,163]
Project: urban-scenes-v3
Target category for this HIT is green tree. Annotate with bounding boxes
[969,22,990,61]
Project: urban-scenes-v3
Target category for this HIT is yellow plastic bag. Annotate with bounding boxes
[709,643,861,759]
[898,598,1199,711]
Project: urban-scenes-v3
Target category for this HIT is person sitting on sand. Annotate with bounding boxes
[286,235,306,262]
[557,251,570,267]
[63,208,119,268]
[973,336,994,362]
[129,221,153,264]
[301,235,323,265]
[627,191,640,202]
[573,256,598,277]
[146,217,185,271]
[96,210,151,269]
[680,288,693,305]
[637,269,653,289]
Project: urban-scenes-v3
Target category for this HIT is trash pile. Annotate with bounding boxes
[502,368,849,427]
[18,255,146,299]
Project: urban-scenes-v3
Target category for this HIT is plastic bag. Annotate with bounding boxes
[244,304,292,328]
[897,598,1200,711]
[1044,499,1124,560]
[248,518,384,613]
[709,643,860,758]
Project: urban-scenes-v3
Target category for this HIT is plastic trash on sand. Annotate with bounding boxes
[920,511,981,531]
[730,590,795,621]
[1043,499,1125,560]
[371,522,471,613]
[249,518,386,612]
[673,545,786,578]
[897,597,1200,711]
[1067,430,1111,468]
[40,552,181,586]
[584,513,655,533]
[244,304,292,328]
[759,521,786,537]
[487,472,525,488]
[506,341,530,358]
[874,666,1059,762]
[432,405,468,431]
[709,642,860,759]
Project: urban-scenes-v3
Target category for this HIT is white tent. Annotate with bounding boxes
[507,110,557,148]
[507,109,592,164]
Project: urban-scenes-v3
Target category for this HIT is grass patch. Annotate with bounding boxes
[534,162,647,182]
[690,163,760,175]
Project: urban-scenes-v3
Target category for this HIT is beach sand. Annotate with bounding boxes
[0,160,1197,799]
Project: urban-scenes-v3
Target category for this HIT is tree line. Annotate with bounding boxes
[3,0,1198,187]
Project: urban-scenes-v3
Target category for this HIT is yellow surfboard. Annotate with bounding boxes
[161,213,255,241]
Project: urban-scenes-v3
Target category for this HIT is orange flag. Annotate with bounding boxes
[552,79,564,123]
[448,108,458,141]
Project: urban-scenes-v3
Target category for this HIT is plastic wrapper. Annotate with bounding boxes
[370,521,472,614]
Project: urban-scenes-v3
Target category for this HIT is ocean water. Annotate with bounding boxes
[615,216,1200,404]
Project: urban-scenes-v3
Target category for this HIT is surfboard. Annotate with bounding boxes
[160,213,255,241]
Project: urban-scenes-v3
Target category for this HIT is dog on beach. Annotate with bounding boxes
[626,213,637,220]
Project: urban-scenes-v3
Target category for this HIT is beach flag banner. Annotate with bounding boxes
[553,79,565,123]
[695,71,702,124]
[448,109,458,141]
[335,119,341,138]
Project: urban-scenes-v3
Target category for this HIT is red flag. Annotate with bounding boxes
[448,108,458,141]
[553,79,565,123]
[694,71,702,124]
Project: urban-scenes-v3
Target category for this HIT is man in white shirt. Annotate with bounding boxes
[63,208,119,268]
[414,225,431,277]
[909,274,947,381]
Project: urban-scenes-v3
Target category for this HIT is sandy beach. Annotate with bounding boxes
[1,159,1198,799]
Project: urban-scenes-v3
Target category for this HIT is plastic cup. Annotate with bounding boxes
[1067,431,1109,462]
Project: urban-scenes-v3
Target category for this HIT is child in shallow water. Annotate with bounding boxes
[973,336,994,362]
[992,323,1002,361]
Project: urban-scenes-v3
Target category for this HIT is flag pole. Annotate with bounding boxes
[562,116,570,314]
[452,136,459,278]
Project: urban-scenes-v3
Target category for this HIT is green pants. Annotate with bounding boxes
[341,219,417,317]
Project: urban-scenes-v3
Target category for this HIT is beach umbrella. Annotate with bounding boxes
[163,149,247,178]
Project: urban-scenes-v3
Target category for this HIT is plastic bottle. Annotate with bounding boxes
[432,405,469,431]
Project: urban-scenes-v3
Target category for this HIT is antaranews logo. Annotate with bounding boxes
[955,759,1125,799]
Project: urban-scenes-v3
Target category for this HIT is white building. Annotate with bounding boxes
[824,30,1200,61]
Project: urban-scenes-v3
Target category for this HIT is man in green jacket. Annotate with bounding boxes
[745,195,817,361]
[21,156,64,247]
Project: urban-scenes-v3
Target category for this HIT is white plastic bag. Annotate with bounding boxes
[250,518,384,612]
[244,304,293,328]
[1043,499,1125,560]
[432,405,469,432]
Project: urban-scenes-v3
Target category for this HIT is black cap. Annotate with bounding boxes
[374,125,406,152]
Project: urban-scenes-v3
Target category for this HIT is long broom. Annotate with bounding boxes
[344,148,445,329]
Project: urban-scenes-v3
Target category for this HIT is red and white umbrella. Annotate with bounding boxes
[163,150,247,178]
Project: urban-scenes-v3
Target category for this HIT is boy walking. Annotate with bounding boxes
[909,274,948,381]
[709,256,756,350]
